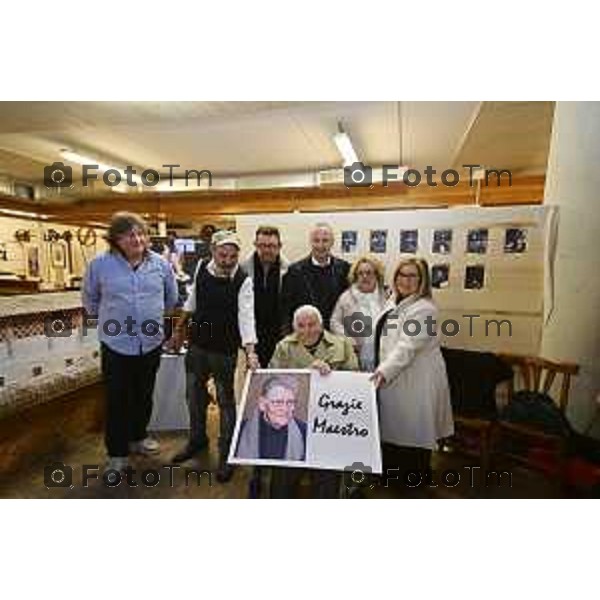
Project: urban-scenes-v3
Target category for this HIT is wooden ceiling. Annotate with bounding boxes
[0,101,555,190]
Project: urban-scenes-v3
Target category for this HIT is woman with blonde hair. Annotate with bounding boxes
[371,257,453,486]
[331,255,387,371]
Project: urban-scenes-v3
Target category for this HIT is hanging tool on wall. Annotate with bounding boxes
[14,229,31,243]
[77,226,97,267]
[61,230,74,274]
[44,229,61,243]
[14,229,31,277]
[43,228,62,286]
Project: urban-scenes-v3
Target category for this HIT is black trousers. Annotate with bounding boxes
[256,330,279,369]
[101,343,162,457]
[250,467,341,499]
[381,443,432,489]
[184,345,237,463]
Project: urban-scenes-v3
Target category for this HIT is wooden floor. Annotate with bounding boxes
[0,384,563,499]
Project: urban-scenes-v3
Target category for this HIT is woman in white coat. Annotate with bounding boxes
[371,257,454,484]
[330,255,388,371]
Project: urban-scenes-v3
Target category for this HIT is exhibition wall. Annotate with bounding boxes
[237,205,552,354]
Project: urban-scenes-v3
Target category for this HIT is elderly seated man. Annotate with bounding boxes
[270,304,358,374]
[249,304,358,498]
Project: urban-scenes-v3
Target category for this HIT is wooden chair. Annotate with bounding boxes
[491,353,579,486]
[452,415,495,472]
[442,348,514,473]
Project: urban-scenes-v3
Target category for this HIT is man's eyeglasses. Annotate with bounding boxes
[256,243,280,249]
[397,272,419,279]
[268,400,296,408]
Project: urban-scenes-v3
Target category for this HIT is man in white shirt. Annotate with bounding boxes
[168,230,259,483]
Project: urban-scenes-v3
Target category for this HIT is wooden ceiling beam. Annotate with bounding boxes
[0,175,544,226]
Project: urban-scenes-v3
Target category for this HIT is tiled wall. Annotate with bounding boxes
[0,306,101,415]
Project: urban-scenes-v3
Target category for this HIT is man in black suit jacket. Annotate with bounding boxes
[281,223,350,333]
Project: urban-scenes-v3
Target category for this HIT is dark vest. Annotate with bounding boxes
[191,260,247,355]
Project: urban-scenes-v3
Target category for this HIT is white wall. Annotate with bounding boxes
[542,101,600,435]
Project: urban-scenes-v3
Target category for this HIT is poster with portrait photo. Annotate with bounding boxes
[431,264,450,289]
[464,265,485,290]
[369,229,387,253]
[432,229,452,254]
[504,228,528,253]
[341,230,358,254]
[466,228,489,254]
[228,369,381,473]
[399,229,419,253]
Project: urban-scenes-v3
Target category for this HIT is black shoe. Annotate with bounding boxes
[171,443,207,464]
[216,463,235,484]
[346,486,367,499]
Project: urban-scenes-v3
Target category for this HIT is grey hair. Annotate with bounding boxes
[310,222,334,237]
[261,375,300,399]
[293,304,323,328]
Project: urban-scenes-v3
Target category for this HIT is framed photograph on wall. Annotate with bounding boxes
[432,229,453,254]
[431,264,450,289]
[370,229,387,253]
[466,228,489,254]
[400,229,419,253]
[504,228,528,253]
[341,230,358,253]
[464,265,485,290]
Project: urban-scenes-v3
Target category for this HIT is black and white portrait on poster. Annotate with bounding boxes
[432,229,452,254]
[369,229,387,254]
[504,228,528,253]
[341,230,358,254]
[399,229,419,253]
[232,371,310,463]
[466,228,489,254]
[229,369,382,473]
[431,264,450,289]
[464,265,485,290]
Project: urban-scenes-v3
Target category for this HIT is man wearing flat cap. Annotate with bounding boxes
[169,230,259,482]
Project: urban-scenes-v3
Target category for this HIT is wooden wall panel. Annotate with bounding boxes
[478,175,545,205]
[0,175,544,227]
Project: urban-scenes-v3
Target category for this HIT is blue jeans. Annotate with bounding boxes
[185,345,237,463]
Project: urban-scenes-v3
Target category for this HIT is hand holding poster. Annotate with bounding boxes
[228,369,382,474]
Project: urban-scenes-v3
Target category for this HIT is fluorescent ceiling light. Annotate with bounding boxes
[60,149,140,184]
[61,149,116,172]
[0,208,49,219]
[333,131,359,167]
